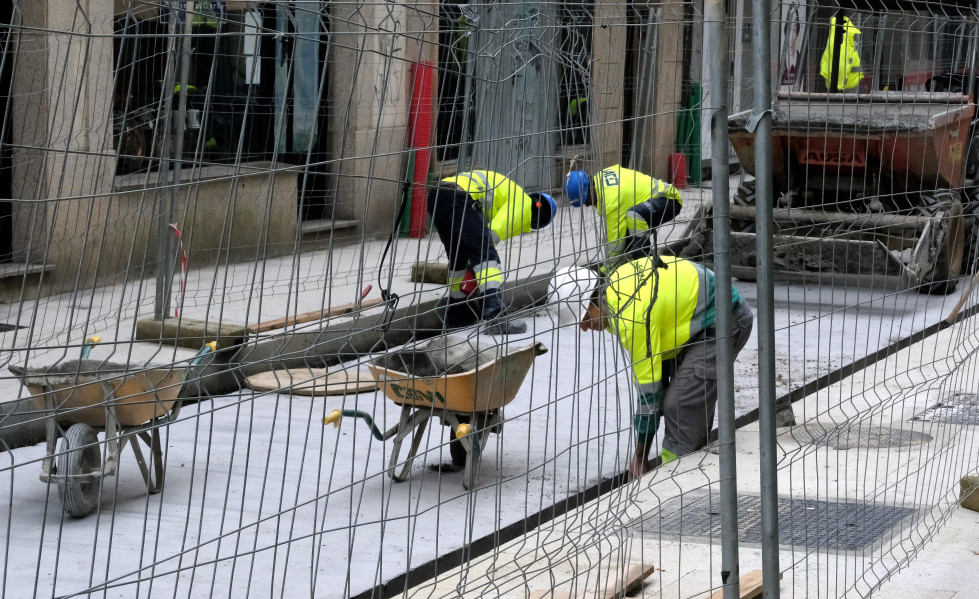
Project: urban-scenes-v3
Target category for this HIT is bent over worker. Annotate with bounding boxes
[564,165,682,268]
[428,170,557,334]
[578,255,753,478]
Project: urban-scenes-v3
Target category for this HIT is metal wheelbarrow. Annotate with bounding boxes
[324,339,547,490]
[9,336,215,517]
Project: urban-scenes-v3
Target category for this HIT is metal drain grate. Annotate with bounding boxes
[787,424,932,449]
[633,492,915,551]
[912,393,979,425]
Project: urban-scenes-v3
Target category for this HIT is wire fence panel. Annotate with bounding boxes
[0,1,977,598]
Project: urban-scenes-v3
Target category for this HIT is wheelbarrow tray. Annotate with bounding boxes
[368,341,546,413]
[10,360,187,427]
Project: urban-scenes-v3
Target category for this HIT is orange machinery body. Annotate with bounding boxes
[729,91,974,194]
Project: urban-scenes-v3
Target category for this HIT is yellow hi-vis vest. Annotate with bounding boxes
[604,256,742,402]
[441,171,535,243]
[820,16,863,91]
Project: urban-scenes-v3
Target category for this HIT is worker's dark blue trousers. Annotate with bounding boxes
[427,187,502,300]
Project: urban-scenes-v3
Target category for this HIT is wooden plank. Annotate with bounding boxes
[708,569,782,599]
[598,563,656,599]
[135,317,248,351]
[524,562,654,599]
[245,298,383,335]
[944,269,979,326]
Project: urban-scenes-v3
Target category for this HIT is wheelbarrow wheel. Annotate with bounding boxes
[449,436,467,469]
[57,423,102,518]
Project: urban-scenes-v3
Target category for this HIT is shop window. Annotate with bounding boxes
[112,3,327,177]
[436,3,476,163]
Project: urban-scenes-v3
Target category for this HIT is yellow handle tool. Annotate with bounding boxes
[80,335,101,359]
[323,409,343,428]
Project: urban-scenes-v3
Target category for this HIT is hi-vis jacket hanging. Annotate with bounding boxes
[820,16,863,91]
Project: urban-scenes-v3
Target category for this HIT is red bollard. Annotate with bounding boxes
[408,61,435,238]
[669,152,687,189]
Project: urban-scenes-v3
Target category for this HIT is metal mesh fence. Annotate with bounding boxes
[0,1,978,598]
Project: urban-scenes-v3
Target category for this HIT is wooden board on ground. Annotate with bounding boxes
[246,298,383,335]
[244,368,377,396]
[708,569,783,599]
[599,563,656,599]
[527,562,655,599]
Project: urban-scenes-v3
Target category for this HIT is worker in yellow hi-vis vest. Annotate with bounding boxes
[428,171,557,334]
[820,15,863,92]
[564,165,683,270]
[576,256,754,477]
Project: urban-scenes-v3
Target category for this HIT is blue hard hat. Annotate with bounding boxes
[564,170,590,207]
[530,192,558,228]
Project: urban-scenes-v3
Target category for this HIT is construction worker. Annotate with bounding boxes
[566,95,588,145]
[428,170,558,333]
[577,255,753,478]
[820,15,863,92]
[564,166,683,268]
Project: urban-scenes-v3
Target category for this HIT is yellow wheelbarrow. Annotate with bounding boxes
[324,339,547,489]
[9,336,216,517]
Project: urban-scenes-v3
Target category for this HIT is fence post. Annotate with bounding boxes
[706,0,740,597]
[751,0,781,594]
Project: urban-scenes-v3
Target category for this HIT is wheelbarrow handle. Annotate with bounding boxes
[190,341,218,366]
[323,409,386,441]
[80,335,101,359]
[454,422,482,454]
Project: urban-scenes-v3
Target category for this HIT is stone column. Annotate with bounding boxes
[647,0,685,180]
[589,0,627,172]
[10,0,114,290]
[327,0,438,234]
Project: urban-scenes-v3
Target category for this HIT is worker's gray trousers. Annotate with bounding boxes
[661,301,754,457]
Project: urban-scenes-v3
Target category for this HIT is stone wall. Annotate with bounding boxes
[326,0,439,234]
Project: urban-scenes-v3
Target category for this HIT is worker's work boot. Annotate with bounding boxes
[480,289,527,335]
[480,288,505,320]
[482,316,527,335]
[442,297,478,329]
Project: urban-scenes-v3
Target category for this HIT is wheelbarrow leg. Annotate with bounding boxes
[460,412,501,490]
[462,413,490,490]
[40,391,58,480]
[388,406,431,483]
[462,441,480,490]
[132,427,165,494]
[101,396,123,479]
